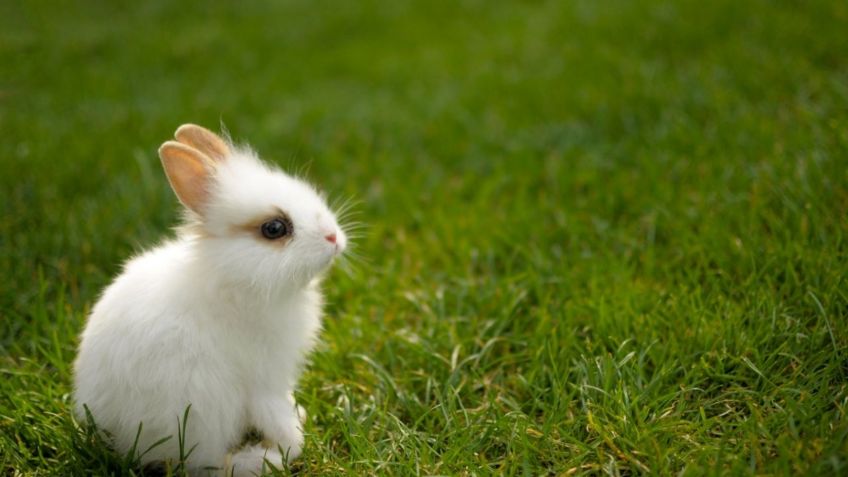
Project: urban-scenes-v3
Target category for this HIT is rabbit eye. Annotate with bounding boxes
[260,218,292,240]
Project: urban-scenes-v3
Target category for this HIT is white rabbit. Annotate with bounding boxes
[73,124,347,476]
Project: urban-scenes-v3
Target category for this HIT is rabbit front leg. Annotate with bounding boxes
[250,395,304,463]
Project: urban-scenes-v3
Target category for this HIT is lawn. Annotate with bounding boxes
[1,0,847,475]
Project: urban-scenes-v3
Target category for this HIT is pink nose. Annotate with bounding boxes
[325,233,337,244]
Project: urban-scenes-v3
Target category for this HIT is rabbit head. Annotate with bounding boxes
[158,124,346,292]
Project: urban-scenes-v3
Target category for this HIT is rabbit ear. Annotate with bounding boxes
[158,141,215,214]
[174,124,230,161]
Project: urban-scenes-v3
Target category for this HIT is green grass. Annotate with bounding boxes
[2,0,847,475]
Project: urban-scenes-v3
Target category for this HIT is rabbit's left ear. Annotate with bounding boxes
[158,141,215,214]
[174,124,231,161]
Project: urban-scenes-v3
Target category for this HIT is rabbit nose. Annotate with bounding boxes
[325,233,337,244]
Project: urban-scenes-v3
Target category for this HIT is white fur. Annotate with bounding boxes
[73,142,346,476]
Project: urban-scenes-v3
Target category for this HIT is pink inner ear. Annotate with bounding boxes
[159,142,213,214]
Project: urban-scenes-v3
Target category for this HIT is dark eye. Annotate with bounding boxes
[260,218,291,240]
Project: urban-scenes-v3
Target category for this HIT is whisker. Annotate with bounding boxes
[335,250,369,277]
[333,196,363,218]
[332,195,356,208]
[341,219,367,226]
[341,225,368,234]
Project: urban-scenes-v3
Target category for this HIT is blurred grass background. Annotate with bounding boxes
[1,0,847,475]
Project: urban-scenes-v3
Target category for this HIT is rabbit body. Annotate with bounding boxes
[73,125,346,475]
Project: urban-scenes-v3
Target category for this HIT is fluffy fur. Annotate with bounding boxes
[73,125,347,476]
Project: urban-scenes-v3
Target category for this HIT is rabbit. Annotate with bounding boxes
[73,124,347,476]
